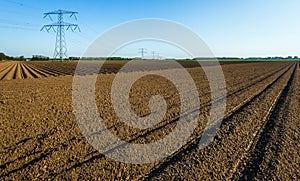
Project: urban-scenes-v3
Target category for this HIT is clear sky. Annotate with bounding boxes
[0,0,299,58]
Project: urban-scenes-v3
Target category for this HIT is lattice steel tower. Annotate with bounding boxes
[138,48,147,59]
[41,10,80,60]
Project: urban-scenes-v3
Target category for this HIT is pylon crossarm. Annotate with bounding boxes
[44,10,78,15]
[51,26,56,32]
[43,14,53,21]
[70,13,78,20]
[66,25,80,32]
[75,26,81,32]
[46,26,51,32]
[41,25,56,32]
[66,25,72,31]
[40,25,49,32]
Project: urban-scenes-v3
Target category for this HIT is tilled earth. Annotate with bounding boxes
[0,61,299,180]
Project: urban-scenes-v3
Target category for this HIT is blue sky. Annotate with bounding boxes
[0,0,299,58]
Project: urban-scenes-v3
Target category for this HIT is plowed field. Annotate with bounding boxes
[0,61,299,180]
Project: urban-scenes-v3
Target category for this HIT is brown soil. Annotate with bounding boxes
[0,61,298,180]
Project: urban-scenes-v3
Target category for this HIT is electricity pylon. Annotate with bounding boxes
[41,10,80,60]
[151,51,156,60]
[138,48,147,59]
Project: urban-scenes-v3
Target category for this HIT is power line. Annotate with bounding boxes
[0,24,36,31]
[3,0,44,11]
[0,1,45,31]
[0,19,38,31]
[0,18,40,27]
[41,9,80,60]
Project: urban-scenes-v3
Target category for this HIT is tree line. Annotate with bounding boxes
[1,52,299,61]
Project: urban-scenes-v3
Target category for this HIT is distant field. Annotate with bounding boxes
[0,60,293,80]
[0,61,299,180]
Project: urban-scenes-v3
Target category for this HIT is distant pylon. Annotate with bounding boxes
[138,48,147,59]
[151,51,156,60]
[41,10,80,60]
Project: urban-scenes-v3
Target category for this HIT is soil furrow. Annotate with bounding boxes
[104,63,292,138]
[25,63,57,77]
[235,64,298,180]
[144,63,295,180]
[21,63,49,78]
[26,62,67,76]
[14,63,23,79]
[2,63,18,80]
[19,63,36,79]
[0,64,15,80]
[0,63,13,73]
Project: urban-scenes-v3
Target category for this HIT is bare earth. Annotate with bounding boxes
[0,61,299,180]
